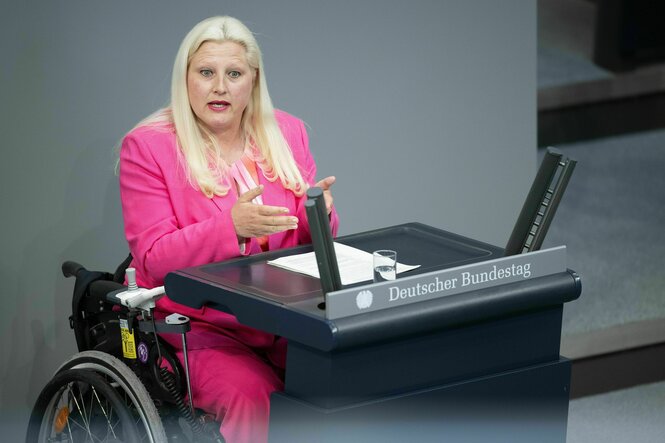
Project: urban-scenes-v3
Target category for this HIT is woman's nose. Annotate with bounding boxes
[213,79,226,95]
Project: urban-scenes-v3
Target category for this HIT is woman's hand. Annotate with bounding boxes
[314,176,336,215]
[232,186,299,239]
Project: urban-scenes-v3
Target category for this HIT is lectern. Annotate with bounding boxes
[164,222,581,443]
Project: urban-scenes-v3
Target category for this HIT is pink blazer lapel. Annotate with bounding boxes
[210,182,238,214]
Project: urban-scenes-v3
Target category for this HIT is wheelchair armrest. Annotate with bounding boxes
[89,280,127,305]
[108,285,166,310]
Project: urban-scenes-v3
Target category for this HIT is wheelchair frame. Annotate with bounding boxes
[26,256,224,443]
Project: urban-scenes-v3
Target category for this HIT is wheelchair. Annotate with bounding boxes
[26,256,225,443]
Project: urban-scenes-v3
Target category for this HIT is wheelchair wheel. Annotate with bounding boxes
[26,368,141,442]
[54,351,167,443]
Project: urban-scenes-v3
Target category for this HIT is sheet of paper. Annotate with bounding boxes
[267,242,420,285]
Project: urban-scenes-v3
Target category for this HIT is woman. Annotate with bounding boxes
[118,16,339,443]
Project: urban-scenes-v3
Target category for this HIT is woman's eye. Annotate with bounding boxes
[228,71,241,79]
[200,69,213,77]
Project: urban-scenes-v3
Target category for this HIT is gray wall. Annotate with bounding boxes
[0,0,535,438]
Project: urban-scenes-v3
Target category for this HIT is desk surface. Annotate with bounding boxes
[176,222,503,306]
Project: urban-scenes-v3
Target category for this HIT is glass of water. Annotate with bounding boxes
[373,250,397,282]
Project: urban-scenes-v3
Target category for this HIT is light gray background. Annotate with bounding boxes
[0,0,535,438]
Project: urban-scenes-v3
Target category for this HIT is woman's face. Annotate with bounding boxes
[187,40,255,139]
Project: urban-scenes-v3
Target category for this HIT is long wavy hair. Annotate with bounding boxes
[133,16,306,198]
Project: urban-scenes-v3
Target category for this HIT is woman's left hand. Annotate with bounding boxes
[314,176,336,215]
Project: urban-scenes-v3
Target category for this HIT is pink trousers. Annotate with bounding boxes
[157,299,287,443]
[174,336,287,443]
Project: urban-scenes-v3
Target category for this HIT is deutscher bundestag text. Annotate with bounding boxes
[388,263,532,302]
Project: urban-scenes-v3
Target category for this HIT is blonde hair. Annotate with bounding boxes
[135,16,306,197]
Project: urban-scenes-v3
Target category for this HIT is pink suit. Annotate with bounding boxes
[119,110,339,443]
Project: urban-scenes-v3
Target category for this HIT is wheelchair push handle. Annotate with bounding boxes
[62,261,85,278]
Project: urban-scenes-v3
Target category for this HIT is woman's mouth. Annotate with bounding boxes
[208,101,230,111]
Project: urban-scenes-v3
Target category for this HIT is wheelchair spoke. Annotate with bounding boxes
[30,363,160,443]
[114,382,149,442]
[44,380,128,443]
[31,351,173,443]
[66,417,74,442]
[91,386,118,440]
[70,383,94,441]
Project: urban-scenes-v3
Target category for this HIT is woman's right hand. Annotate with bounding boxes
[231,185,299,239]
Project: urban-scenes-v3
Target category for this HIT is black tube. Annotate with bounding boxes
[305,201,336,296]
[305,188,342,296]
[159,367,203,435]
[308,187,342,287]
[504,148,576,256]
[530,158,577,251]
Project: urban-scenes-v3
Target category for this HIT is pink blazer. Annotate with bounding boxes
[119,110,338,348]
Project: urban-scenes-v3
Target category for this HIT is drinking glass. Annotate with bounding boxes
[373,250,397,282]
